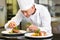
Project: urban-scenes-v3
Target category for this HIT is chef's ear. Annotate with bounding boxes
[32,5,35,9]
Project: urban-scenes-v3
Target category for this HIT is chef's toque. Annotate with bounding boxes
[17,0,34,10]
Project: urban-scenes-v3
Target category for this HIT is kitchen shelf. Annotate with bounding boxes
[7,3,13,21]
[7,15,15,21]
[7,3,12,5]
[55,4,60,6]
[55,12,60,17]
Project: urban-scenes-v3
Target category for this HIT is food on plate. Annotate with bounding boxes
[34,29,40,33]
[39,31,46,36]
[31,33,40,36]
[9,27,20,33]
[13,26,19,30]
[9,29,19,33]
[31,30,46,36]
[25,22,32,28]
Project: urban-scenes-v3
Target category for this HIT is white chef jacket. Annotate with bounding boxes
[5,4,52,34]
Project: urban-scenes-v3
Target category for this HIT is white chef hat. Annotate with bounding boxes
[17,0,34,10]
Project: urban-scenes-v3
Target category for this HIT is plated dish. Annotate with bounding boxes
[1,26,26,36]
[1,30,26,34]
[25,33,53,38]
[1,30,26,36]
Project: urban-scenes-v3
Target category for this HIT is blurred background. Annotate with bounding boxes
[0,0,60,34]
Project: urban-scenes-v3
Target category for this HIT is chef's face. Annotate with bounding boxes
[21,5,35,18]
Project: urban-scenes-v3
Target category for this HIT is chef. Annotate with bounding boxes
[5,0,52,34]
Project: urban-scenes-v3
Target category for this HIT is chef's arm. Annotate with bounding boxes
[38,6,52,34]
[5,9,23,29]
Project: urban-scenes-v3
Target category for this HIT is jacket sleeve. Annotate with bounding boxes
[38,6,52,34]
[5,9,23,30]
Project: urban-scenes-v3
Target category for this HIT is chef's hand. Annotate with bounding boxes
[28,25,39,32]
[8,21,16,28]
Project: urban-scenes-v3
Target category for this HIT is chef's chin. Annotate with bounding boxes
[25,15,30,18]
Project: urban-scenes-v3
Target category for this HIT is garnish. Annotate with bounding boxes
[34,29,40,33]
[25,22,32,28]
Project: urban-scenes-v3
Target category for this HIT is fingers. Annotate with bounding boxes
[8,21,16,28]
[28,25,38,32]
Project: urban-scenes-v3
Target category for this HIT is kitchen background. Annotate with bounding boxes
[0,0,60,34]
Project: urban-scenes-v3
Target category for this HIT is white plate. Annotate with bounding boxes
[25,33,53,38]
[1,30,26,34]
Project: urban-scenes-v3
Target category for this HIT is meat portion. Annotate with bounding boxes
[31,31,46,36]
[39,31,46,36]
[12,29,19,33]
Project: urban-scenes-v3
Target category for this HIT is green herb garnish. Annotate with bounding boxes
[35,29,40,33]
[26,22,32,27]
